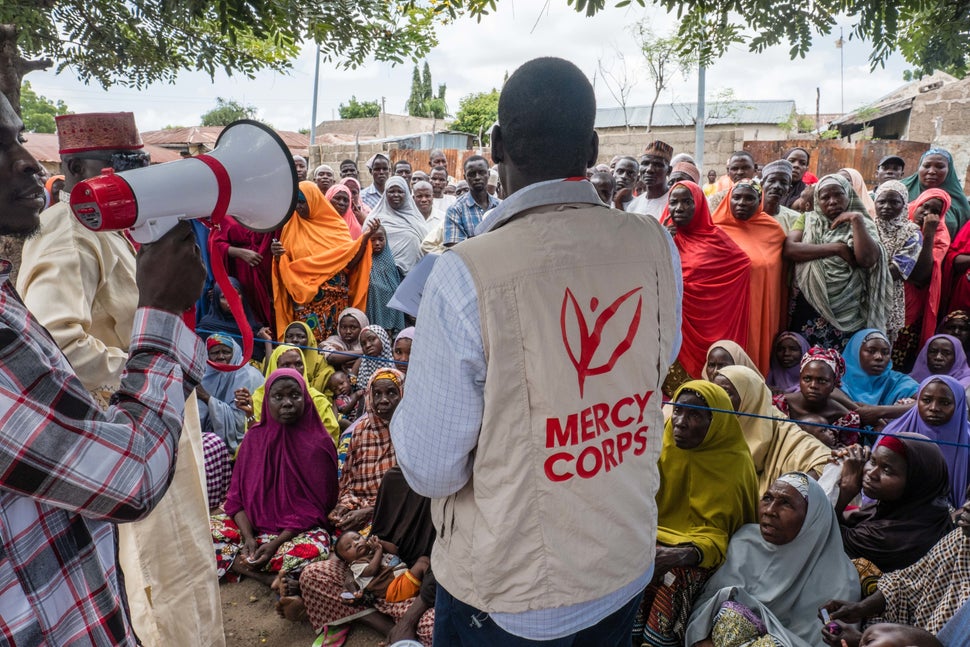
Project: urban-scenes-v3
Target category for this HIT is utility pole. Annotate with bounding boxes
[310,46,321,144]
[694,62,706,170]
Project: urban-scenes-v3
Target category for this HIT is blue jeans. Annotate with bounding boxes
[432,584,642,646]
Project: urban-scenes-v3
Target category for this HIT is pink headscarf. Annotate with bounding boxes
[340,177,371,219]
[326,184,362,239]
[224,368,338,534]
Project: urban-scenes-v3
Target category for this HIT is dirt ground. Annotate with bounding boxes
[221,576,384,647]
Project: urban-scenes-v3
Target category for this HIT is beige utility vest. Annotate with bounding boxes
[437,202,678,613]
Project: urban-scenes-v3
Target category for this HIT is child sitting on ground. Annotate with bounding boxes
[334,531,430,604]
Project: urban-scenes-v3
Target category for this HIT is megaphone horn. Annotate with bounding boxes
[69,119,298,243]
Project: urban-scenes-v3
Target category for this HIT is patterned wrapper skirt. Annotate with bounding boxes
[634,566,711,647]
[210,512,330,578]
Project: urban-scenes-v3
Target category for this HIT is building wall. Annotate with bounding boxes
[596,127,746,173]
[909,79,970,190]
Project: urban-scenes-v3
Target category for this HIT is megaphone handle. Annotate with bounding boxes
[205,233,255,371]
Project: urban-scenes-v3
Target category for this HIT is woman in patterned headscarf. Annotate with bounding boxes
[783,174,892,352]
[872,180,922,352]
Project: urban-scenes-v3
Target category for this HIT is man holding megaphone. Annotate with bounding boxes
[18,112,225,646]
[0,97,212,646]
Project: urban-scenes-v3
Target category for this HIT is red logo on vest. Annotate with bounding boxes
[560,286,643,397]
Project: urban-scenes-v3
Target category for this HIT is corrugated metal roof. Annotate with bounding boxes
[140,126,309,155]
[595,100,796,129]
[24,132,182,165]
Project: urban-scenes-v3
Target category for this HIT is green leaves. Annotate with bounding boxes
[450,89,499,144]
[20,80,70,132]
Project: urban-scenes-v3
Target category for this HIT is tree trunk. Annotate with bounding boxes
[0,24,53,115]
[0,24,52,282]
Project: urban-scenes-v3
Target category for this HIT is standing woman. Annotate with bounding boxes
[364,176,429,276]
[272,182,376,343]
[872,181,922,352]
[712,179,787,374]
[659,181,751,383]
[899,189,951,369]
[783,174,892,351]
[210,214,276,333]
[839,167,877,218]
[325,184,362,240]
[902,147,970,237]
[340,176,370,225]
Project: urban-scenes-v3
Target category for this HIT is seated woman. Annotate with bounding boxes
[784,174,892,352]
[712,180,787,373]
[237,344,339,442]
[881,375,970,507]
[659,181,751,388]
[279,320,333,392]
[196,277,272,362]
[712,365,831,493]
[910,334,970,388]
[354,324,394,395]
[328,368,404,533]
[705,340,762,381]
[685,473,860,647]
[211,368,338,588]
[821,485,970,643]
[833,433,953,580]
[841,329,918,427]
[939,311,970,356]
[197,334,264,507]
[773,347,861,447]
[635,381,758,647]
[766,331,809,394]
[285,466,436,646]
[321,307,369,373]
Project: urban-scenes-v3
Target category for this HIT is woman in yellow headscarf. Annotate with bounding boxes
[712,365,831,494]
[277,320,334,393]
[249,344,339,442]
[635,380,758,647]
[272,181,376,343]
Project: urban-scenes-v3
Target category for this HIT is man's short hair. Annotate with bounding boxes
[591,171,615,187]
[340,159,357,168]
[729,151,754,164]
[498,57,595,178]
[464,154,488,170]
[394,159,412,170]
[431,166,448,176]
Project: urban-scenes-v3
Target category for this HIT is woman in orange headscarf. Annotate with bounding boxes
[661,181,751,381]
[272,181,376,342]
[712,179,787,374]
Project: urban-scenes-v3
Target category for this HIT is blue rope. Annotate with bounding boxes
[197,329,408,366]
[663,399,970,450]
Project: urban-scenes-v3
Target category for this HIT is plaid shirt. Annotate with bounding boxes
[336,414,396,512]
[0,264,205,646]
[443,192,500,245]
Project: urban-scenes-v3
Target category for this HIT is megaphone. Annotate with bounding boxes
[68,119,297,243]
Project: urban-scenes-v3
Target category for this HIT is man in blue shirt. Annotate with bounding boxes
[443,154,500,246]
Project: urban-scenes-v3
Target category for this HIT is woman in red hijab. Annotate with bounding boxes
[661,181,751,383]
[903,188,952,364]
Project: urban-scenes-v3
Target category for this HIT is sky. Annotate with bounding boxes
[24,2,911,134]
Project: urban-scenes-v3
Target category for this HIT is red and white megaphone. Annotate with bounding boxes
[68,119,296,243]
[68,120,298,371]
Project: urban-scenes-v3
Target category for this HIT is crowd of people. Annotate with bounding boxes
[3,54,970,647]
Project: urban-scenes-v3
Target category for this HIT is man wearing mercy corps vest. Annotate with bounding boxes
[391,57,683,645]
